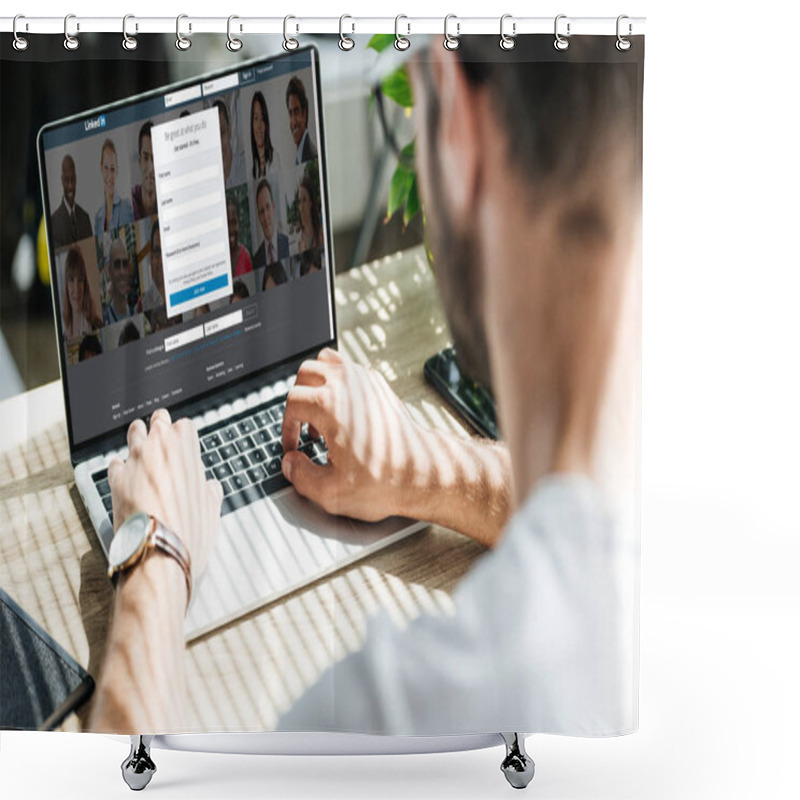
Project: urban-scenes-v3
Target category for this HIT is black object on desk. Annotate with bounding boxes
[0,587,94,730]
[424,346,499,440]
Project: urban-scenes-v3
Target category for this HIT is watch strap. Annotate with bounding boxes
[149,521,193,610]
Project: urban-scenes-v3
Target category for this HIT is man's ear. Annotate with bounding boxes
[430,47,483,220]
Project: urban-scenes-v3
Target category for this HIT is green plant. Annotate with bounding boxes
[367,35,420,229]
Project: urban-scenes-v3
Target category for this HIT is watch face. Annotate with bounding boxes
[108,511,150,568]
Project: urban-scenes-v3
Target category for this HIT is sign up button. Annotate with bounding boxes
[169,273,229,307]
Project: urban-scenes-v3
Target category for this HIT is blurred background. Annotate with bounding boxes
[0,33,421,397]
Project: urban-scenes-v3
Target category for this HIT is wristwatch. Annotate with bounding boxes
[108,512,193,610]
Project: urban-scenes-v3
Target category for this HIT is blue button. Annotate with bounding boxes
[169,273,229,307]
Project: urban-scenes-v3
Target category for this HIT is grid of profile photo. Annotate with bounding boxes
[44,65,326,370]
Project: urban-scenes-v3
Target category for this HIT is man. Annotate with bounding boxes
[102,237,137,325]
[50,155,93,248]
[141,219,164,311]
[213,98,246,188]
[286,76,317,165]
[131,122,157,219]
[252,178,289,286]
[89,38,640,735]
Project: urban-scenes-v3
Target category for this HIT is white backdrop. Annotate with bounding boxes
[2,1,798,798]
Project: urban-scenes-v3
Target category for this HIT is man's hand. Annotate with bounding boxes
[90,409,222,733]
[281,348,512,547]
[108,408,222,579]
[281,348,420,521]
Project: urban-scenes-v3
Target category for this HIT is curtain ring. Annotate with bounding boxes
[554,14,570,51]
[499,13,516,50]
[339,14,355,51]
[176,14,191,51]
[443,14,460,51]
[64,14,80,51]
[394,15,410,51]
[616,15,632,51]
[122,14,138,51]
[12,15,29,51]
[283,15,299,51]
[227,15,243,52]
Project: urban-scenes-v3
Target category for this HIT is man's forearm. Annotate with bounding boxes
[88,553,188,733]
[401,429,511,548]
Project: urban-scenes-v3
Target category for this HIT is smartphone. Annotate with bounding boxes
[424,347,499,440]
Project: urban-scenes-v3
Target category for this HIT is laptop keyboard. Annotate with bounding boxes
[91,398,327,524]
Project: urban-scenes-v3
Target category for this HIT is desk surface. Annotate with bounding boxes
[0,246,486,732]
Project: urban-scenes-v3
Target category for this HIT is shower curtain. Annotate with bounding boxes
[0,19,643,741]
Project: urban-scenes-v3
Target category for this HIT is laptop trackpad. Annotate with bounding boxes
[273,491,411,546]
[186,490,418,639]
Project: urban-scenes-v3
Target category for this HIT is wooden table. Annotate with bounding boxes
[0,246,487,733]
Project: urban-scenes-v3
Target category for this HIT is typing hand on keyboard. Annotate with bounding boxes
[281,348,424,522]
[108,408,223,579]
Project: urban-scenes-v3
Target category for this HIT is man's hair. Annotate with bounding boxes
[231,279,250,300]
[78,334,102,360]
[138,121,154,155]
[213,99,230,126]
[452,36,641,200]
[118,321,140,346]
[285,76,309,116]
[255,178,274,205]
[61,154,75,173]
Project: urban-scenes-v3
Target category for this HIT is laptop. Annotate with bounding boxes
[37,46,424,641]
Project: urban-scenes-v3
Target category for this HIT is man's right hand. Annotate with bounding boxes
[281,348,422,521]
[281,348,512,547]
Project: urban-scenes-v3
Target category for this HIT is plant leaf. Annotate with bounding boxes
[387,165,413,220]
[403,175,420,227]
[400,139,415,164]
[368,34,396,53]
[380,67,413,109]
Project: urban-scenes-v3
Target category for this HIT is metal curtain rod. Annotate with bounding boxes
[1,15,646,36]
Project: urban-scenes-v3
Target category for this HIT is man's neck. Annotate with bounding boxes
[142,187,156,214]
[296,129,307,159]
[113,293,128,315]
[482,199,632,510]
[64,196,75,214]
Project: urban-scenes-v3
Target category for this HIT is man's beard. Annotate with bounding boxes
[424,166,493,394]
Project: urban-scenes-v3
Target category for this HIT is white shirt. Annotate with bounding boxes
[295,129,309,165]
[276,475,637,736]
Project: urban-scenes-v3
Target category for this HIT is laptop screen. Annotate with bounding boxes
[38,47,335,452]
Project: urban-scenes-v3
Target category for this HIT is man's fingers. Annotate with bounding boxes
[149,407,172,432]
[207,478,223,507]
[107,456,124,487]
[282,451,335,511]
[282,385,335,452]
[294,358,330,388]
[317,347,343,364]
[127,419,147,451]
